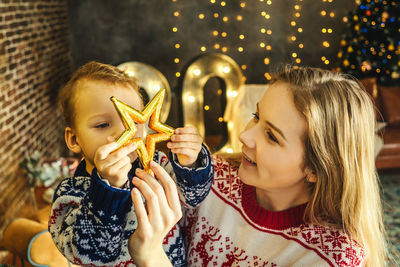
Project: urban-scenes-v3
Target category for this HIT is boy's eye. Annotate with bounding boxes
[252,112,259,121]
[95,122,110,129]
[266,129,279,144]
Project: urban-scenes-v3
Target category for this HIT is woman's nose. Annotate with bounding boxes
[239,121,256,148]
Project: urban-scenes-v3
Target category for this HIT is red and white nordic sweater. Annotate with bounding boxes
[184,156,366,267]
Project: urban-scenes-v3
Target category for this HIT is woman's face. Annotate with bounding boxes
[239,81,312,193]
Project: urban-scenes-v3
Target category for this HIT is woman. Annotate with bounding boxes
[129,66,388,266]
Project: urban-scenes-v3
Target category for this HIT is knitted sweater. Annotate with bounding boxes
[49,146,213,267]
[184,156,366,267]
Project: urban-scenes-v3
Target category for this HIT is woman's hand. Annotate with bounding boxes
[94,138,137,188]
[128,161,182,267]
[167,126,203,167]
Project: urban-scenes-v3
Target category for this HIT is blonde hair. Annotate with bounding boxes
[271,65,387,267]
[58,61,140,127]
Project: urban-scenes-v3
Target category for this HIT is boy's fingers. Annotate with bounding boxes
[168,141,201,150]
[175,126,198,135]
[171,134,203,143]
[99,143,137,166]
[96,142,120,160]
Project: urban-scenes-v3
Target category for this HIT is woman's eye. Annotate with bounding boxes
[266,129,279,144]
[252,112,259,121]
[95,123,110,129]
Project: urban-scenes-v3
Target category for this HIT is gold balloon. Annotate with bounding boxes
[111,89,174,172]
[181,53,244,153]
[117,61,171,122]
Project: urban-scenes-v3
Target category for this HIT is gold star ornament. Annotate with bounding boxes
[110,88,174,172]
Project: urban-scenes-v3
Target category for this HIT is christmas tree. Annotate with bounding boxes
[338,0,400,86]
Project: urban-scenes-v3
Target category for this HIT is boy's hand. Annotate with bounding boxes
[167,126,203,167]
[128,161,180,267]
[94,139,137,188]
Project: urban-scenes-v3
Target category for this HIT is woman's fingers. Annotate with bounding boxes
[149,161,181,217]
[131,177,162,224]
[131,187,150,232]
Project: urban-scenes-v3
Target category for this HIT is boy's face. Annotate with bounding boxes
[67,79,144,171]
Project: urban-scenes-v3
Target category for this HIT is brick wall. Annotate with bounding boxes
[0,0,72,234]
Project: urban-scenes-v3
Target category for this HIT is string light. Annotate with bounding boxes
[288,0,302,67]
[260,0,273,80]
[320,0,335,65]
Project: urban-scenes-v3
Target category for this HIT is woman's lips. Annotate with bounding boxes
[242,153,256,166]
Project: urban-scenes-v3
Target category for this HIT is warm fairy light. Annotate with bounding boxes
[200,46,206,51]
[292,52,297,58]
[172,27,178,32]
[265,14,270,19]
[188,95,195,102]
[239,34,245,39]
[193,69,201,76]
[221,32,227,37]
[294,5,300,9]
[175,43,180,48]
[214,43,220,49]
[240,2,246,8]
[174,58,180,63]
[264,72,272,80]
[330,12,335,18]
[238,47,244,52]
[322,28,327,33]
[176,72,181,77]
[174,11,180,17]
[291,21,296,26]
[267,30,272,35]
[299,43,304,48]
[261,11,266,16]
[295,12,300,17]
[217,89,222,95]
[321,10,326,16]
[223,16,228,22]
[260,42,266,48]
[296,58,301,63]
[241,65,247,70]
[198,13,205,19]
[327,29,332,33]
[267,0,272,4]
[324,60,330,64]
[291,36,297,41]
[221,1,226,6]
[204,105,210,111]
[264,58,270,64]
[218,117,224,122]
[213,30,219,36]
[323,41,330,47]
[236,15,243,21]
[213,13,219,18]
[266,45,271,50]
[298,28,303,32]
[221,47,228,52]
[321,56,326,61]
[260,28,266,33]
[210,0,215,3]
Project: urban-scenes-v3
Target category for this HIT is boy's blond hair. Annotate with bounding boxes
[58,61,140,127]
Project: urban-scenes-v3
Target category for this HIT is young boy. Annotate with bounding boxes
[49,61,213,266]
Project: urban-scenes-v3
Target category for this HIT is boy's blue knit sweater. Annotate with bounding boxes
[49,146,213,267]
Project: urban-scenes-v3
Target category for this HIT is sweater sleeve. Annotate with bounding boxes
[168,144,214,208]
[48,169,133,266]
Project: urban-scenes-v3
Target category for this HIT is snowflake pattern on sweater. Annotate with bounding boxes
[184,156,366,267]
[49,146,213,267]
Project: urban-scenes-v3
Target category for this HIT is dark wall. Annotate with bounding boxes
[66,0,356,129]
